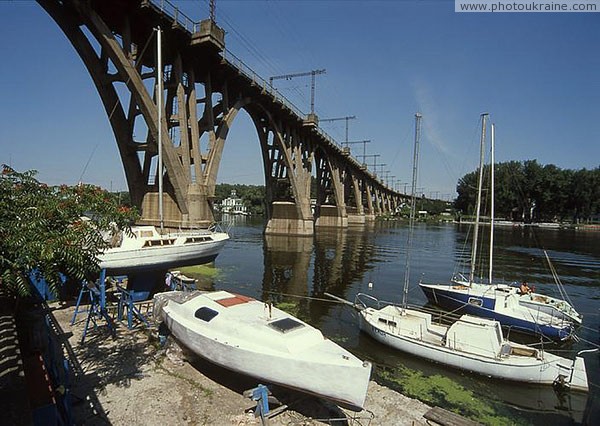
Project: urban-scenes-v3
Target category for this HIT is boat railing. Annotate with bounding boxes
[354,293,459,326]
[355,293,393,310]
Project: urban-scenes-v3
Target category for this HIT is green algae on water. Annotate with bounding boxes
[377,365,529,426]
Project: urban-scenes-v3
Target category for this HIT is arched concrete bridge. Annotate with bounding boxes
[38,0,407,235]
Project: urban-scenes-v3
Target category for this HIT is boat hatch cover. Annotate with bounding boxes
[195,307,219,322]
[269,318,305,333]
[216,294,254,307]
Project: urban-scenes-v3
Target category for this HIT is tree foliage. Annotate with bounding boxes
[0,166,139,297]
[454,161,600,222]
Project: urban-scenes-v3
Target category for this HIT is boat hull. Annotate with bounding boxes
[157,291,371,410]
[99,241,226,274]
[358,308,588,391]
[419,284,573,341]
[98,226,229,274]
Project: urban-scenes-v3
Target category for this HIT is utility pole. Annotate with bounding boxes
[209,0,216,22]
[361,154,379,173]
[269,69,326,114]
[320,115,356,145]
[345,139,371,160]
[389,175,396,190]
[375,163,387,179]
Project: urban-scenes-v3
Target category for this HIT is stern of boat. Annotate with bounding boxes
[565,355,589,392]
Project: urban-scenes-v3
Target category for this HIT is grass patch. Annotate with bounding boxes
[177,264,220,278]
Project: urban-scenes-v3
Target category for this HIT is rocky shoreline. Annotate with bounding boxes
[51,302,433,425]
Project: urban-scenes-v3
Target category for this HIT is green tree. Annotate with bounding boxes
[0,166,138,297]
[455,160,600,223]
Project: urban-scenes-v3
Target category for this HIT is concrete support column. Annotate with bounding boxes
[265,202,314,236]
[315,205,348,228]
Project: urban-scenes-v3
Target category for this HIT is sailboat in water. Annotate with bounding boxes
[98,27,228,274]
[332,113,589,391]
[419,114,579,341]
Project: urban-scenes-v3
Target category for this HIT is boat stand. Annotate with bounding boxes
[71,281,94,325]
[79,270,115,343]
[244,384,288,425]
[116,285,151,330]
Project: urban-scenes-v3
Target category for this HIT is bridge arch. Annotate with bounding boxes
[37,0,403,234]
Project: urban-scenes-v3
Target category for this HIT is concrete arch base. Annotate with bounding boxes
[315,205,349,228]
[347,213,366,225]
[265,202,315,236]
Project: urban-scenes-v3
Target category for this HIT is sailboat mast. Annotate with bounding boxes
[488,123,495,284]
[402,113,422,308]
[157,27,164,232]
[469,113,488,285]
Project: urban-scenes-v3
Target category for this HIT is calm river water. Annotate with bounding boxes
[193,216,599,425]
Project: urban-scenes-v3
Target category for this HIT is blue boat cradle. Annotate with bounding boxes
[71,269,155,341]
[116,284,150,330]
[243,384,288,421]
[71,276,115,344]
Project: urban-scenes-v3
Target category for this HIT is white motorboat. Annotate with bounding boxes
[99,225,229,273]
[356,296,588,391]
[153,290,372,411]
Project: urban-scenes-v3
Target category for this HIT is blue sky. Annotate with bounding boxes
[0,1,598,200]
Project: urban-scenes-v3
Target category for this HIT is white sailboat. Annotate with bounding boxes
[419,115,579,341]
[98,27,228,273]
[154,290,372,411]
[346,114,589,391]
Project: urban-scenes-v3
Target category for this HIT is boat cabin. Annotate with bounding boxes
[446,315,503,358]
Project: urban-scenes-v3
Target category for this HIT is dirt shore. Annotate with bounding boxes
[51,302,431,425]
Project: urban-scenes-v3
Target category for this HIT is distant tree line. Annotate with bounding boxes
[454,160,600,223]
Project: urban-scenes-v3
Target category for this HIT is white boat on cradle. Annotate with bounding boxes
[99,225,229,274]
[356,294,589,391]
[153,290,372,410]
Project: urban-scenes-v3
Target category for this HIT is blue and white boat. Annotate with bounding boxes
[418,278,574,341]
[419,116,578,341]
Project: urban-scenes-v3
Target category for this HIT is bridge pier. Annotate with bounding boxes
[264,202,314,236]
[139,185,214,228]
[315,205,348,228]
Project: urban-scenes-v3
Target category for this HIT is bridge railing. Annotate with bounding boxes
[147,0,344,152]
[146,0,389,188]
[149,0,199,32]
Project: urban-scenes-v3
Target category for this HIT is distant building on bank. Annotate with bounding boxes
[220,190,249,215]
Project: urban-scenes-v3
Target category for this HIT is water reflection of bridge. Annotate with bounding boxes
[262,224,377,322]
[37,0,408,235]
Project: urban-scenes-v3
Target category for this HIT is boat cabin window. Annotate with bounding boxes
[268,318,304,333]
[184,236,212,244]
[143,238,176,248]
[195,307,219,322]
[378,318,397,327]
[468,297,483,307]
